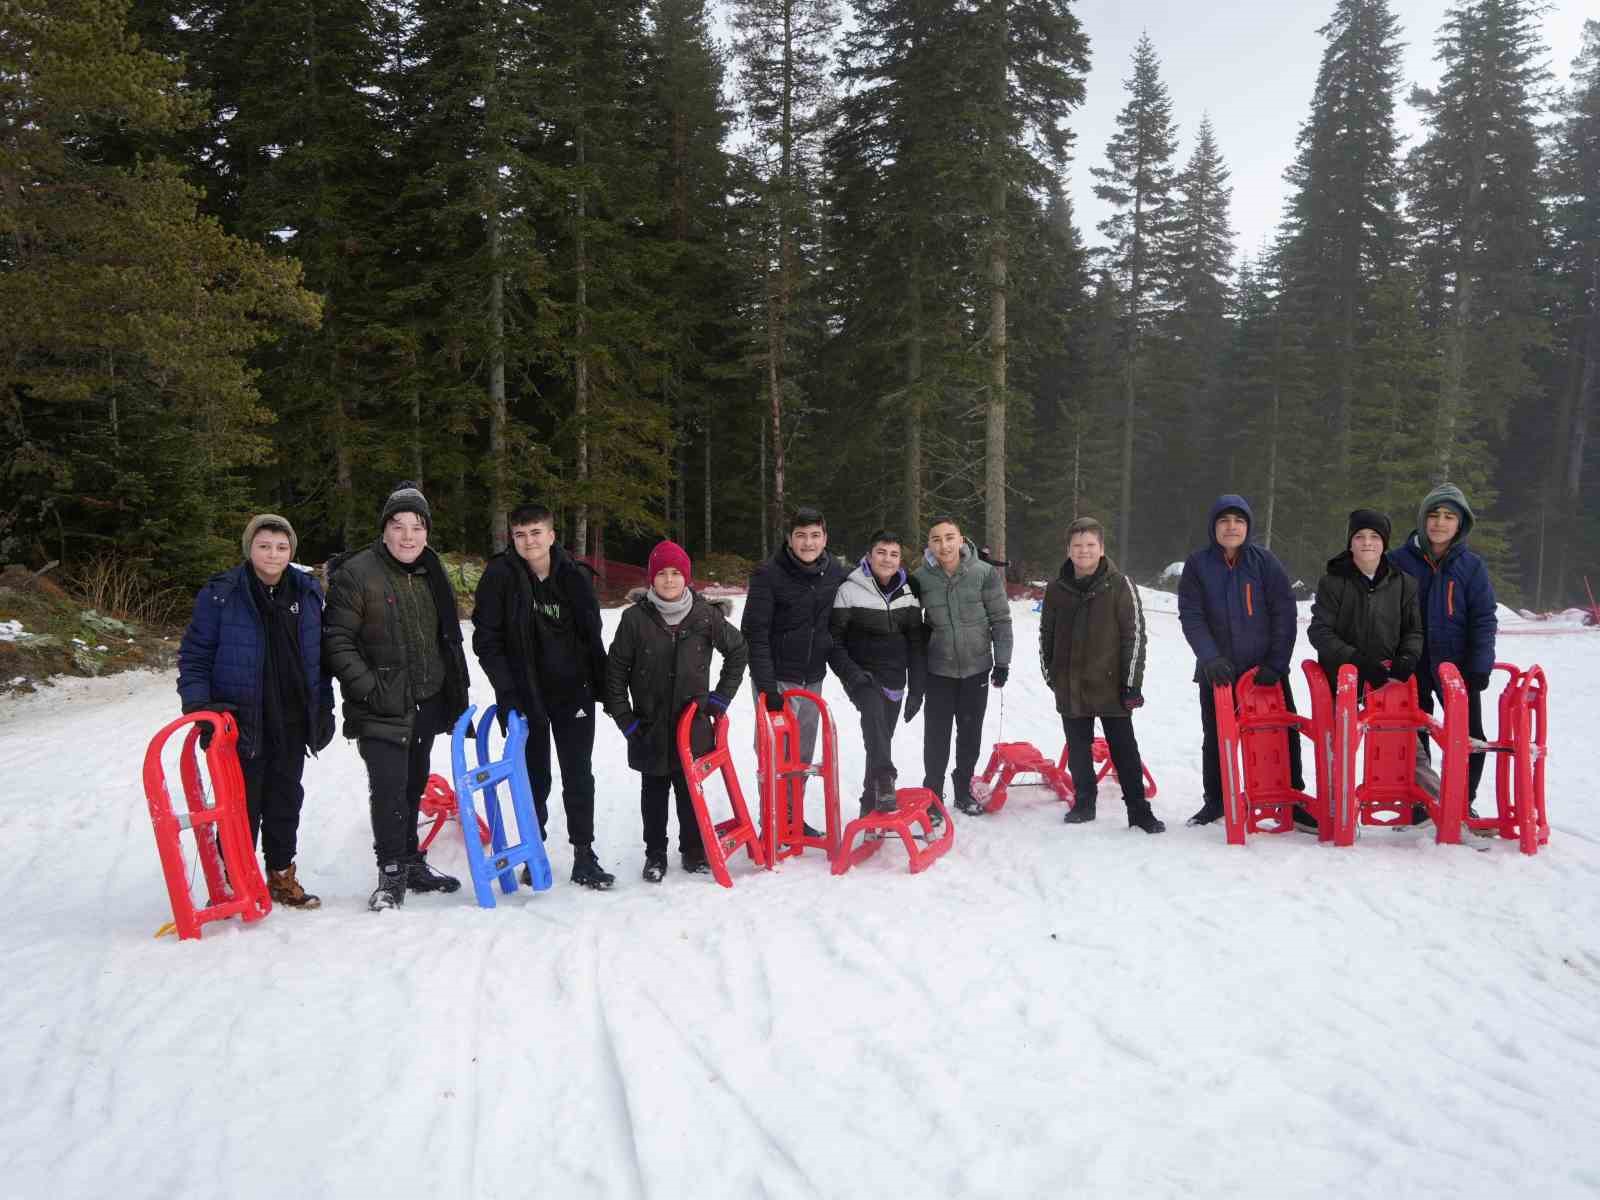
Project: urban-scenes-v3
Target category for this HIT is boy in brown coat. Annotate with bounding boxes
[1039,518,1164,833]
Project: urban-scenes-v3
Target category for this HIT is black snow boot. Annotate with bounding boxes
[1127,802,1166,834]
[369,861,407,911]
[642,853,667,883]
[874,770,900,815]
[571,846,615,890]
[1291,804,1320,832]
[406,853,461,893]
[680,852,712,875]
[1063,798,1097,824]
[1187,802,1224,826]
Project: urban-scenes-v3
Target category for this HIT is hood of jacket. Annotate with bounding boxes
[1206,494,1255,548]
[1325,549,1394,583]
[1405,482,1476,554]
[851,558,908,596]
[624,585,733,618]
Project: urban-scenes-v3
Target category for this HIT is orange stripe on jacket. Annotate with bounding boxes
[1245,581,1253,617]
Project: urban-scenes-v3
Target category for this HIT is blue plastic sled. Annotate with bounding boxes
[452,704,554,907]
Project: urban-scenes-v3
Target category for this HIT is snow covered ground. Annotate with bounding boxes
[2,594,1598,1199]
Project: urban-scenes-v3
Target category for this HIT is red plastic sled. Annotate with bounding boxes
[1467,662,1550,855]
[1214,663,1332,846]
[1052,739,1160,802]
[417,773,493,853]
[678,700,768,888]
[974,742,1075,813]
[142,712,271,940]
[833,787,954,875]
[755,687,842,867]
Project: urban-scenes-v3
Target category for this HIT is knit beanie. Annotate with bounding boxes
[1346,508,1392,550]
[380,480,432,530]
[647,540,692,587]
[242,513,297,560]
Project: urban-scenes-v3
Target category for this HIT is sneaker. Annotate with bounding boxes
[1187,803,1224,826]
[406,854,461,894]
[801,822,824,839]
[266,862,321,909]
[680,853,712,875]
[1062,801,1096,824]
[571,847,615,891]
[368,862,406,911]
[642,854,667,883]
[1128,809,1166,834]
[873,770,899,815]
[1291,805,1320,832]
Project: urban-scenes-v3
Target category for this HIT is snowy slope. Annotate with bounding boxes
[2,595,1599,1200]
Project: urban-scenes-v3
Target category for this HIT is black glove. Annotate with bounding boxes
[1389,655,1417,683]
[902,691,924,723]
[1202,657,1235,686]
[314,707,337,752]
[1254,665,1282,687]
[623,718,649,743]
[1356,655,1390,690]
[1121,688,1144,710]
[763,690,786,713]
[183,700,234,750]
[991,666,1009,688]
[1465,670,1491,692]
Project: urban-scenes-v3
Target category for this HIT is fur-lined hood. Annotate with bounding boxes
[624,585,734,617]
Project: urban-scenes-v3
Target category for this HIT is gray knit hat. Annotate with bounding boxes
[242,513,297,560]
[380,481,432,531]
[1417,482,1474,543]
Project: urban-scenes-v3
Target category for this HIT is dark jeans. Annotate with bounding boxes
[857,691,905,793]
[358,693,444,866]
[1416,674,1487,800]
[922,672,989,802]
[240,734,307,872]
[1199,677,1304,806]
[1062,714,1146,809]
[640,771,704,858]
[525,699,597,847]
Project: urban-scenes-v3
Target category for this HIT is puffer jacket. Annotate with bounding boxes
[177,562,334,760]
[322,542,470,745]
[1039,556,1146,719]
[826,560,927,698]
[741,546,847,696]
[605,588,749,776]
[1391,531,1496,682]
[1307,552,1424,678]
[912,539,1013,680]
[1177,494,1297,682]
[471,543,607,723]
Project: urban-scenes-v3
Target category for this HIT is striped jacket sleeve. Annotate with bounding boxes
[1118,575,1147,695]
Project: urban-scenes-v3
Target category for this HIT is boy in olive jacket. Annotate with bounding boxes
[1040,518,1163,833]
[605,541,748,882]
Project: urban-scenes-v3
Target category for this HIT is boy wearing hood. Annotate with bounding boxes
[1040,518,1164,833]
[913,516,1013,817]
[606,542,749,882]
[1178,494,1303,826]
[828,530,929,816]
[1390,483,1498,805]
[472,503,614,890]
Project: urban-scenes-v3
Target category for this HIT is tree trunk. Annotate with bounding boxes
[1435,134,1487,481]
[759,407,769,560]
[767,0,797,543]
[905,254,924,537]
[984,0,1008,562]
[487,202,507,555]
[573,125,590,559]
[703,395,713,552]
[1118,173,1145,569]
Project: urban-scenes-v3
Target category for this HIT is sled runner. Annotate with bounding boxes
[755,687,842,867]
[451,704,553,907]
[142,711,271,940]
[1214,663,1333,846]
[1465,662,1550,855]
[1052,739,1161,803]
[677,699,767,888]
[832,787,954,876]
[972,742,1075,813]
[417,773,491,853]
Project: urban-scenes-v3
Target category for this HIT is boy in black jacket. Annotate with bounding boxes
[472,503,613,889]
[605,541,748,882]
[828,530,928,816]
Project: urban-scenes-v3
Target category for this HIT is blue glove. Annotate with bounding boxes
[880,686,904,702]
[706,692,731,713]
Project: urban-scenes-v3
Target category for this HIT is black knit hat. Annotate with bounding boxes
[380,481,432,530]
[1347,508,1392,550]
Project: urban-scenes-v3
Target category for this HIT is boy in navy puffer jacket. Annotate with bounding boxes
[1178,495,1303,827]
[1390,482,1497,806]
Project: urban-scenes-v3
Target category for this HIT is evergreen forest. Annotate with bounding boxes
[4,0,1599,608]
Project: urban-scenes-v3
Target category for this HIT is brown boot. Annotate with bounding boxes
[267,863,321,909]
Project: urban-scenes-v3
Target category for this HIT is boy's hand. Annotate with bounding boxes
[706,692,731,714]
[1201,657,1235,685]
[1465,670,1491,691]
[1121,688,1144,711]
[990,666,1008,688]
[762,690,786,713]
[902,691,923,723]
[1388,655,1417,683]
[1253,665,1281,687]
[1356,656,1390,690]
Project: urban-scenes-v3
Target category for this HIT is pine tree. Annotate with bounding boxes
[0,0,320,579]
[1092,31,1178,573]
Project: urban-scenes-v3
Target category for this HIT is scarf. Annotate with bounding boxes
[647,587,693,628]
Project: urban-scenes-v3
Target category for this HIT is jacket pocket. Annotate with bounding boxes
[368,667,406,716]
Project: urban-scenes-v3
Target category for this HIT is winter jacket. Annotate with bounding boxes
[826,561,928,699]
[177,563,334,760]
[1307,552,1424,679]
[913,539,1013,680]
[322,542,471,745]
[1390,488,1496,681]
[605,588,749,776]
[741,546,848,696]
[1177,494,1298,682]
[1039,556,1147,719]
[472,544,607,723]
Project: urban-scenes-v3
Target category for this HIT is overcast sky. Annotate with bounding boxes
[1063,1,1594,259]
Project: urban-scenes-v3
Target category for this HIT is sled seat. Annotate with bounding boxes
[832,788,954,876]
